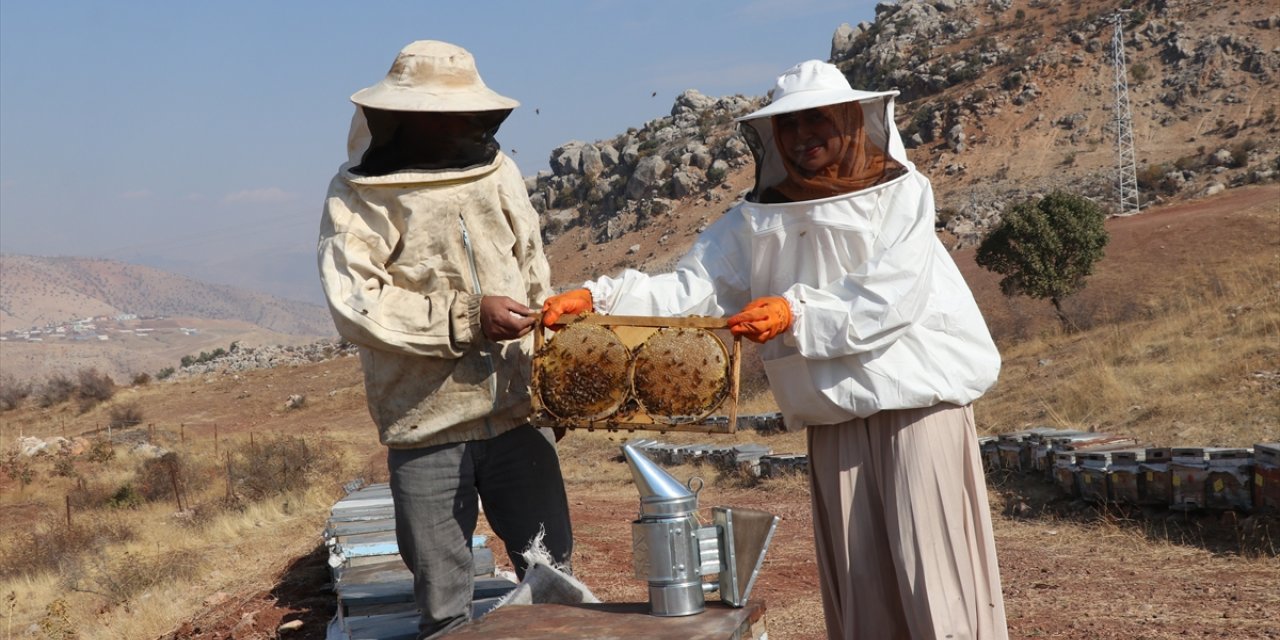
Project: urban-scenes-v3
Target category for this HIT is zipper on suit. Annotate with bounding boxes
[459,214,499,437]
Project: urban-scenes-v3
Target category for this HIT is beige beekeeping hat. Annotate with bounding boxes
[351,40,519,112]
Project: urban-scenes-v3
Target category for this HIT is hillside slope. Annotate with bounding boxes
[0,254,332,336]
[0,254,336,382]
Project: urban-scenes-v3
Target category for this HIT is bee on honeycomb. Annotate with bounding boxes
[534,322,631,420]
[631,327,729,424]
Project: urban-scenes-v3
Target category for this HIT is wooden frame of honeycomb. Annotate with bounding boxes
[531,314,741,434]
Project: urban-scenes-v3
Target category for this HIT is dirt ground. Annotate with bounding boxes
[161,463,1280,640]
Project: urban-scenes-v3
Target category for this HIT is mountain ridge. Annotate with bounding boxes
[0,253,332,336]
[0,254,335,383]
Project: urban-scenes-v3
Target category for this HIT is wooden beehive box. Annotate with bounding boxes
[1052,451,1079,497]
[996,432,1029,472]
[1077,451,1111,503]
[1205,448,1253,511]
[530,315,741,434]
[1106,450,1143,504]
[1138,447,1173,506]
[1170,447,1209,510]
[980,437,1001,471]
[1254,443,1280,512]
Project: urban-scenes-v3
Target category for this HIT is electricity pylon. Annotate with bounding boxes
[1111,12,1141,215]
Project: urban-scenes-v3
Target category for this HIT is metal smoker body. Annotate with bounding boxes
[624,444,779,617]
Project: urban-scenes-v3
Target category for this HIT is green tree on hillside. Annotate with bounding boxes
[976,191,1109,331]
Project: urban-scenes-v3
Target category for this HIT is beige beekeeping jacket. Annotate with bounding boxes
[317,111,552,448]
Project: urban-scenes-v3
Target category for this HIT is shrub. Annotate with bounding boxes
[86,440,117,464]
[131,372,151,386]
[156,367,175,380]
[179,348,228,369]
[231,435,341,501]
[52,457,78,479]
[38,599,76,640]
[1173,154,1203,172]
[105,484,143,509]
[73,549,199,606]
[908,102,939,140]
[706,165,728,185]
[1129,61,1151,83]
[1136,162,1178,194]
[76,367,116,412]
[542,215,567,238]
[1,453,34,492]
[136,452,189,504]
[0,516,135,579]
[66,480,129,510]
[108,402,143,429]
[0,376,32,410]
[37,374,77,407]
[1002,71,1024,91]
[1229,138,1259,168]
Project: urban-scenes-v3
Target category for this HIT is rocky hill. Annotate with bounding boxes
[530,0,1279,273]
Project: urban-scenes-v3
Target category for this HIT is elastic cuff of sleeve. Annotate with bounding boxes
[583,281,612,315]
[782,292,803,327]
[462,293,484,343]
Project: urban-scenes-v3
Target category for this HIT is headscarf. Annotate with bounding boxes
[769,102,902,202]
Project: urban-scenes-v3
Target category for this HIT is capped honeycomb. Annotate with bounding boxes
[534,322,631,420]
[630,327,730,424]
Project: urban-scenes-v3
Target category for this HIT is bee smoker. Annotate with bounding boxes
[623,444,780,617]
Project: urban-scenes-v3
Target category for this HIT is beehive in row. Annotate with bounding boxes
[981,432,1279,513]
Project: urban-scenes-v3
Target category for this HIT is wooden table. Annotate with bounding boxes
[442,601,767,640]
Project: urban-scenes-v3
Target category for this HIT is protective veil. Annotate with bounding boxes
[584,80,1000,429]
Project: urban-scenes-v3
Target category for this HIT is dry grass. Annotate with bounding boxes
[0,427,351,639]
[0,484,340,639]
[976,252,1280,447]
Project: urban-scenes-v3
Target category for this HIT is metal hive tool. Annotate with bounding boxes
[631,327,730,424]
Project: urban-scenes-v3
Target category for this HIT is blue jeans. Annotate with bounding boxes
[388,425,573,639]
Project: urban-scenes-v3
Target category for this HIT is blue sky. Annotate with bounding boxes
[0,0,877,304]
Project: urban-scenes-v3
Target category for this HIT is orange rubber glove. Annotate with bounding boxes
[541,288,594,326]
[728,296,792,344]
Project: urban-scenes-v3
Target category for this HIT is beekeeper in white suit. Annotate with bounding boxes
[543,60,1008,639]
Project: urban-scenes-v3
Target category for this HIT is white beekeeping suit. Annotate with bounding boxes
[583,72,1000,429]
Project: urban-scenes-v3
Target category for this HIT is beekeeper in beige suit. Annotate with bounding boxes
[544,60,1007,639]
[318,41,572,639]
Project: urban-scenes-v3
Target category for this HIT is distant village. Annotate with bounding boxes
[0,313,200,343]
